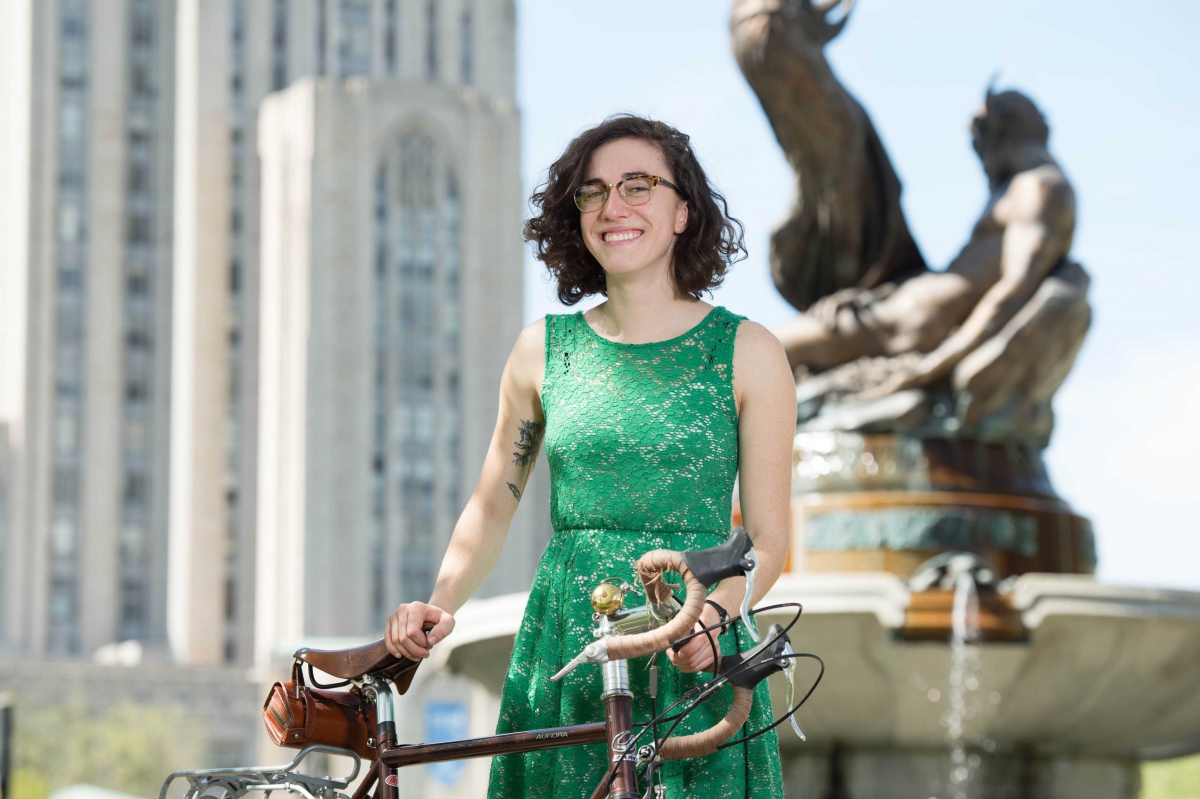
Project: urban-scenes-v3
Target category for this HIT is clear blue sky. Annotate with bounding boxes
[516,1,1200,590]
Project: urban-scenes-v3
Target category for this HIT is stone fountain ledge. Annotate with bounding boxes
[273,576,1200,798]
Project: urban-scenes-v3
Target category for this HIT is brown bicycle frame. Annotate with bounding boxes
[351,693,637,799]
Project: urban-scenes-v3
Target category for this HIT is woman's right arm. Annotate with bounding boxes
[383,319,547,661]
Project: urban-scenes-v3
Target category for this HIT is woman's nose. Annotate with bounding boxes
[599,188,631,219]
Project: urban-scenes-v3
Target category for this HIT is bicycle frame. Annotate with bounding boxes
[365,612,643,799]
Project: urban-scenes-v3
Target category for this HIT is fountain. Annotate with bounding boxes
[720,2,1200,795]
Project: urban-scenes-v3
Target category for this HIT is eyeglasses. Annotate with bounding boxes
[573,174,680,213]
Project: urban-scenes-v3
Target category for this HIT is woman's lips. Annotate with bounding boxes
[602,229,643,243]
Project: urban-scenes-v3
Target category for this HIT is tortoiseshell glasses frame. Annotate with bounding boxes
[573,174,681,213]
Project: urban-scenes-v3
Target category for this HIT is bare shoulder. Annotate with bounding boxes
[504,318,548,400]
[731,319,794,410]
[1005,165,1075,224]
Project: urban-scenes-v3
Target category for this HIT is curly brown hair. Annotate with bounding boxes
[523,114,746,306]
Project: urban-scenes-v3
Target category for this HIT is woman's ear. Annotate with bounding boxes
[674,201,689,235]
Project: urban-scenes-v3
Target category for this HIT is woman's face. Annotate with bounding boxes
[579,137,689,283]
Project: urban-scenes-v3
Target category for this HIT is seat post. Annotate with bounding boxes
[366,676,399,799]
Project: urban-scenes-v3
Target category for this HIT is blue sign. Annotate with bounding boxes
[425,701,470,786]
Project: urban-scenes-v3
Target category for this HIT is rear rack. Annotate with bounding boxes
[159,745,361,799]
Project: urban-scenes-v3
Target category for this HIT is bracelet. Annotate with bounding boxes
[705,599,730,627]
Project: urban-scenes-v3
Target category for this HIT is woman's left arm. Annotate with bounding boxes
[720,320,796,607]
[668,320,796,673]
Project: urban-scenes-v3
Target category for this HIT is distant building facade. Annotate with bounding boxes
[0,0,177,657]
[254,76,549,662]
[0,0,544,669]
[170,0,524,666]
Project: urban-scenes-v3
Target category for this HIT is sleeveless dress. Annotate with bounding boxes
[486,306,785,799]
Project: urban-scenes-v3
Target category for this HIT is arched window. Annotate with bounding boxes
[372,130,463,619]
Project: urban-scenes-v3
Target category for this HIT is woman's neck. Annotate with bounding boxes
[585,265,712,344]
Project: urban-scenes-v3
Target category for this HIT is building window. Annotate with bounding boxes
[339,0,372,77]
[116,0,162,644]
[49,0,90,656]
[271,0,288,90]
[425,0,437,80]
[397,132,438,602]
[371,165,389,627]
[445,170,462,515]
[127,211,152,244]
[373,130,462,612]
[459,5,472,86]
[317,0,328,76]
[223,0,250,664]
[385,0,398,74]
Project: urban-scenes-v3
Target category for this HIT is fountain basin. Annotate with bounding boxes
[754,572,1200,758]
[434,574,1200,757]
[426,573,1200,798]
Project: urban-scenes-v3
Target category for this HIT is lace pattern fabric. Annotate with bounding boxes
[486,307,785,798]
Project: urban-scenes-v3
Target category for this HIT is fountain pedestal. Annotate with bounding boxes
[785,432,1095,583]
[724,431,1200,799]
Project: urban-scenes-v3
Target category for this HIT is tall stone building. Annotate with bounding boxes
[0,0,545,667]
[0,0,177,657]
[169,0,528,666]
[254,76,545,664]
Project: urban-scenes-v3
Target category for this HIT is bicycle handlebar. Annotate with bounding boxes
[604,549,707,662]
[658,623,791,760]
[661,684,754,760]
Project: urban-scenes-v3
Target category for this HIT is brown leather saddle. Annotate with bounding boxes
[293,639,422,694]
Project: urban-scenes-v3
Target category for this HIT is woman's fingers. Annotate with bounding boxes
[384,603,427,660]
[426,608,455,646]
[404,603,432,658]
[385,607,422,660]
[668,623,720,673]
[383,602,457,660]
[384,613,400,658]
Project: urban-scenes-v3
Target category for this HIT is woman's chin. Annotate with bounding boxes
[597,256,670,282]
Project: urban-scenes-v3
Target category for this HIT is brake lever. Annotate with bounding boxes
[782,640,806,742]
[740,546,759,642]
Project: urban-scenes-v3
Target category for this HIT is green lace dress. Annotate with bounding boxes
[486,306,785,799]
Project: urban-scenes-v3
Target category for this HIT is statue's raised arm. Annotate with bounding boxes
[731,0,926,312]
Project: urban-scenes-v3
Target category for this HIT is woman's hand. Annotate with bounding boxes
[384,601,456,661]
[666,603,726,674]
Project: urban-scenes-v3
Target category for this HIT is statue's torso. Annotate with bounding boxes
[871,163,1073,354]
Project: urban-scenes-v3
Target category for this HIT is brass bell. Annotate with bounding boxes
[591,582,625,616]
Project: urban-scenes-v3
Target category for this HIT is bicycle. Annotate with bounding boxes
[160,529,823,799]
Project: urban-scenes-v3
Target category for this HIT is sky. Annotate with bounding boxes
[515,1,1200,591]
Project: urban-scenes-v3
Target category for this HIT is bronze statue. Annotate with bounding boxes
[733,0,1090,445]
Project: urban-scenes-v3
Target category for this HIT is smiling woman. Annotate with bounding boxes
[383,113,796,799]
[523,114,747,306]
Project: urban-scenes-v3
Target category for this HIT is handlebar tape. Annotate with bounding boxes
[659,624,790,760]
[659,684,754,760]
[604,550,706,662]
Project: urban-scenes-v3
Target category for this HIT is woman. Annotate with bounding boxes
[384,115,796,798]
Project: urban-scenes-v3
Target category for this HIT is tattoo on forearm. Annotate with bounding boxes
[507,482,521,500]
[512,420,545,468]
